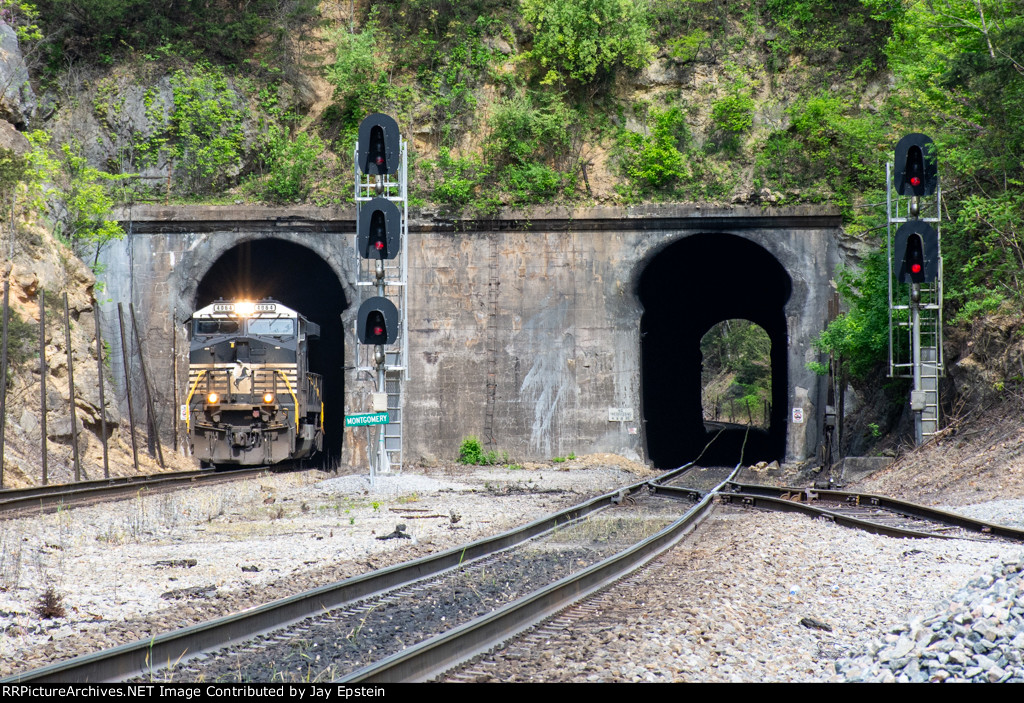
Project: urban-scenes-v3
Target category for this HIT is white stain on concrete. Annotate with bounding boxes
[520,296,578,456]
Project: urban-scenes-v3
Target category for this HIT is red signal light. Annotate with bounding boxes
[374,241,384,250]
[910,176,922,187]
[374,326,384,336]
[911,263,922,274]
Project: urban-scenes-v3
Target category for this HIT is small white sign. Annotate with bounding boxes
[609,408,634,422]
[792,407,804,424]
[628,427,638,435]
[180,404,188,421]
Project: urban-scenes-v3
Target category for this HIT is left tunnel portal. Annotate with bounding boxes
[194,238,350,463]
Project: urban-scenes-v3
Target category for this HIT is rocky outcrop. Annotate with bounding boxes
[0,22,35,129]
[946,313,1024,410]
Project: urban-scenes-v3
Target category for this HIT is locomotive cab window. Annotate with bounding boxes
[247,318,294,337]
[194,320,240,336]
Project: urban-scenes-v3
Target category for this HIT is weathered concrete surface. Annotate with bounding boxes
[101,203,842,467]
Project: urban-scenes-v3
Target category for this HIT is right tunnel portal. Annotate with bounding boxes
[638,233,793,468]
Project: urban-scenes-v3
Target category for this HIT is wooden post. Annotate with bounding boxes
[130,303,164,468]
[0,281,8,488]
[39,290,47,484]
[94,303,109,478]
[117,303,139,471]
[63,293,81,481]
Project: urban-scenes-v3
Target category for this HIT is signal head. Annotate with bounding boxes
[894,133,938,197]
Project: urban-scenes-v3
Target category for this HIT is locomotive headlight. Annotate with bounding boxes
[234,301,255,317]
[262,392,275,404]
[207,392,220,405]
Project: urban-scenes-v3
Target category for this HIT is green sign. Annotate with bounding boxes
[345,412,389,427]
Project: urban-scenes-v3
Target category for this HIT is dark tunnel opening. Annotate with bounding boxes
[638,233,792,468]
[195,239,348,465]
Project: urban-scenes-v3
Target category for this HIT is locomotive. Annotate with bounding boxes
[185,299,324,467]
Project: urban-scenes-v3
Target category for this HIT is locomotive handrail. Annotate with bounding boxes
[183,369,207,432]
[276,369,301,436]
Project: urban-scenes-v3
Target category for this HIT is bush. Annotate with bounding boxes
[260,131,326,203]
[169,63,246,194]
[619,106,688,191]
[521,0,654,84]
[711,82,754,134]
[428,149,489,209]
[458,436,503,465]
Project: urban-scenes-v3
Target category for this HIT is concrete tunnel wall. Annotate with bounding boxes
[100,204,842,469]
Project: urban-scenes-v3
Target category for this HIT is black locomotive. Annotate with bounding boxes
[185,299,323,466]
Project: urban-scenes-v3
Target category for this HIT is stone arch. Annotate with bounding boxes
[178,234,353,464]
[636,232,793,468]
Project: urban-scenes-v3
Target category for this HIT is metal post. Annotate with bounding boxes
[94,303,109,478]
[911,285,923,445]
[172,321,178,455]
[63,293,81,481]
[39,290,47,485]
[130,303,164,468]
[0,280,9,488]
[117,303,139,471]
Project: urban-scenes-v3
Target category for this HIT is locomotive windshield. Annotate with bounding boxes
[247,318,294,337]
[194,320,240,335]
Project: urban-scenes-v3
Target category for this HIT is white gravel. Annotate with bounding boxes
[0,463,638,678]
[2,463,1023,682]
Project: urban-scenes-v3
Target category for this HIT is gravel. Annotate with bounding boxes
[2,460,1024,683]
[470,507,1024,683]
[0,461,647,678]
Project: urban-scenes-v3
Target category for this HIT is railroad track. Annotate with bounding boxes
[4,465,699,683]
[0,467,280,517]
[710,482,1024,542]
[8,462,1023,684]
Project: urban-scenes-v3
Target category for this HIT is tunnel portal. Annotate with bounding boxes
[194,239,349,463]
[638,233,793,468]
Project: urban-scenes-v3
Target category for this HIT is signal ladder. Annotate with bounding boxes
[886,155,944,443]
[353,126,409,472]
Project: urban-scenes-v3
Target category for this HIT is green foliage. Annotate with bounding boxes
[1,1,43,43]
[484,93,579,204]
[259,130,327,203]
[711,81,754,134]
[2,308,37,385]
[618,106,688,191]
[325,22,392,134]
[25,131,126,252]
[0,147,28,198]
[521,0,655,84]
[665,28,708,63]
[762,0,887,71]
[33,0,319,65]
[812,251,893,381]
[701,319,772,425]
[486,94,574,169]
[458,436,502,465]
[168,64,245,193]
[426,148,490,209]
[755,93,884,209]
